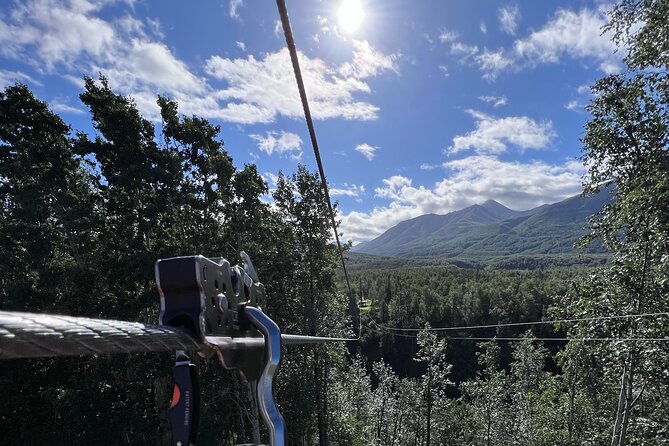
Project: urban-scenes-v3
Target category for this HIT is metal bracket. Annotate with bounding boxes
[155,255,265,343]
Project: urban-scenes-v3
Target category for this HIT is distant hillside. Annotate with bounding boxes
[344,251,609,271]
[352,189,612,259]
[344,252,478,270]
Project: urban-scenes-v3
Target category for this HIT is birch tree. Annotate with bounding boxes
[570,2,669,444]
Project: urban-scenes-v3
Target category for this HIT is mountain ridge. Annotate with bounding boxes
[352,190,612,258]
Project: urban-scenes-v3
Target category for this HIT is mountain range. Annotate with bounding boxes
[352,188,612,260]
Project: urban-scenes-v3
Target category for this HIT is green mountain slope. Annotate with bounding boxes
[352,189,612,259]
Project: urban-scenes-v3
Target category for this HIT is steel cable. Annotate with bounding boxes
[368,319,669,342]
[369,311,669,332]
[0,310,199,359]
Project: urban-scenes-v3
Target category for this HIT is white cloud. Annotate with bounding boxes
[449,109,555,154]
[330,183,365,197]
[438,64,449,77]
[450,42,479,59]
[229,0,243,19]
[438,30,457,43]
[236,41,246,51]
[249,131,303,159]
[100,39,205,94]
[0,0,207,121]
[116,15,145,36]
[0,69,40,88]
[339,40,398,79]
[312,15,330,43]
[423,33,434,46]
[145,17,164,39]
[439,156,584,210]
[565,83,593,112]
[420,163,440,170]
[317,15,329,31]
[63,74,85,88]
[205,42,397,124]
[438,29,479,62]
[262,172,279,189]
[565,100,583,111]
[475,49,514,81]
[340,155,584,242]
[50,99,84,115]
[374,175,413,199]
[355,143,378,160]
[514,7,620,74]
[479,95,508,107]
[499,5,520,35]
[274,19,282,38]
[480,21,487,35]
[0,0,398,125]
[0,0,116,68]
[441,7,620,81]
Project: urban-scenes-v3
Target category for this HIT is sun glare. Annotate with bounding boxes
[338,0,365,34]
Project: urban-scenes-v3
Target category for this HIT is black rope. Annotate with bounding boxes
[276,0,356,335]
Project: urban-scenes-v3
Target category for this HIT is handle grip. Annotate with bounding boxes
[169,353,200,446]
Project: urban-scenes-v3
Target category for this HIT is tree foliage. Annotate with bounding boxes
[564,2,669,444]
[0,79,350,445]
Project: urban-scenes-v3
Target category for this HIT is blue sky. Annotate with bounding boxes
[0,0,620,243]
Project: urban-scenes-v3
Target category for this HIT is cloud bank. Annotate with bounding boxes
[341,156,584,242]
[0,0,399,124]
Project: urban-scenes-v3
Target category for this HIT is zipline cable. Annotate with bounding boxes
[0,310,351,360]
[0,310,199,359]
[374,332,669,343]
[275,0,357,338]
[369,311,669,332]
[369,320,669,342]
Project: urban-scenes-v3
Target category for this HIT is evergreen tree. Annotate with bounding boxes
[0,83,100,443]
[0,83,96,314]
[272,166,348,445]
[0,80,350,445]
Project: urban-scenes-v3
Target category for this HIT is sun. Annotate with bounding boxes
[338,0,365,34]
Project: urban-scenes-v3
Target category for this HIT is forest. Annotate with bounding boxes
[1,0,669,445]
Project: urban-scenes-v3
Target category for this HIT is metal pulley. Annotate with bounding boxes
[157,253,350,446]
[156,253,283,446]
